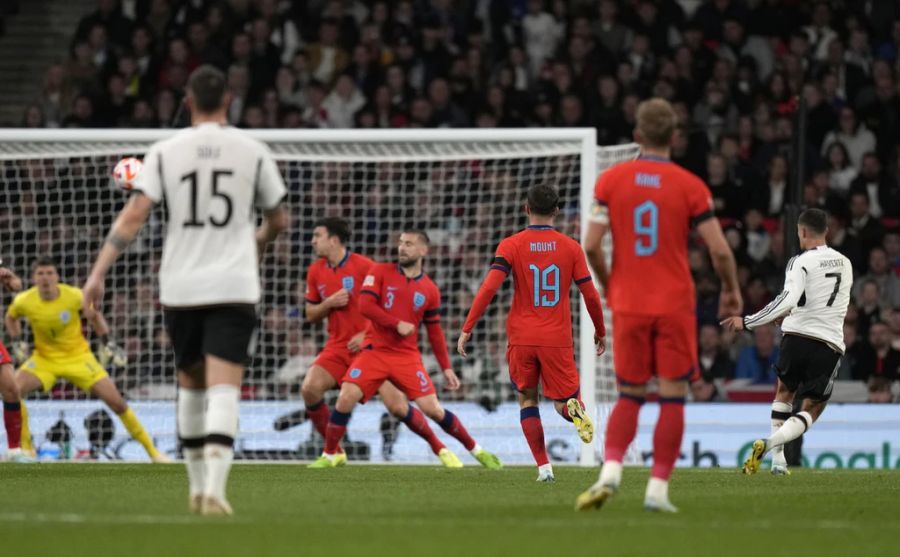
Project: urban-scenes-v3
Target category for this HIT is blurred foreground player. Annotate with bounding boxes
[577,98,741,512]
[309,230,502,469]
[302,217,466,467]
[0,263,26,461]
[457,184,606,482]
[83,65,288,515]
[722,209,852,476]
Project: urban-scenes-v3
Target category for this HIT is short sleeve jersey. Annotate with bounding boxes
[305,252,375,346]
[135,123,287,307]
[7,284,90,360]
[359,263,442,355]
[593,156,714,315]
[492,226,593,347]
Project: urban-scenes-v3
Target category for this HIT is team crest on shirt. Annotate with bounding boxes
[413,292,426,309]
[59,310,71,324]
[342,276,355,292]
[349,368,362,379]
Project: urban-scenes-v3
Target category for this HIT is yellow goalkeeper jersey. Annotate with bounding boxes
[7,284,90,361]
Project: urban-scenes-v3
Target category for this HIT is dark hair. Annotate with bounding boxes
[314,217,351,244]
[187,65,227,113]
[402,229,430,246]
[526,184,560,216]
[31,256,57,271]
[798,208,827,235]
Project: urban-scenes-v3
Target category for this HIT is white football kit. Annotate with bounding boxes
[136,123,287,307]
[744,245,853,353]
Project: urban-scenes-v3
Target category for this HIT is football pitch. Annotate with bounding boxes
[1,464,896,557]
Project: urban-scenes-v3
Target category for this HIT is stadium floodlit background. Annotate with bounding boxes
[0,0,899,453]
[0,1,898,555]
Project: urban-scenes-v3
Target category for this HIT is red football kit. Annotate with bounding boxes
[0,342,10,367]
[593,154,714,385]
[343,262,453,402]
[462,226,606,400]
[305,252,376,382]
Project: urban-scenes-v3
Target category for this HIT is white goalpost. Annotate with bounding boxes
[0,128,638,466]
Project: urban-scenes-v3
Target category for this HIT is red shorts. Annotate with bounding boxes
[0,341,11,367]
[313,343,354,383]
[342,349,436,403]
[506,345,580,401]
[612,312,699,385]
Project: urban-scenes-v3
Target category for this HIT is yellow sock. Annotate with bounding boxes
[20,400,33,453]
[118,407,159,458]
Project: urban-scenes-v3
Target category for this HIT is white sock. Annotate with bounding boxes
[645,477,669,501]
[538,463,553,476]
[204,384,240,501]
[598,460,623,488]
[177,388,206,497]
[770,401,792,467]
[469,443,483,456]
[768,411,812,450]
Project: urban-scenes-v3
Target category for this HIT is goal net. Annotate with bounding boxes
[0,129,638,465]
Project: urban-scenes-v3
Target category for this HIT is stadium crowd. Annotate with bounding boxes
[5,0,900,402]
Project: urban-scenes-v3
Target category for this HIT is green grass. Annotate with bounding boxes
[0,464,896,557]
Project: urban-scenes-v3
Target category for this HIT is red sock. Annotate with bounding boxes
[520,407,548,466]
[651,398,685,480]
[324,410,351,455]
[438,410,476,451]
[308,400,343,453]
[401,407,445,455]
[604,395,643,463]
[3,402,21,449]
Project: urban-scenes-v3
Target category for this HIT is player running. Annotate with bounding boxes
[302,217,467,468]
[721,208,852,476]
[457,184,606,482]
[0,263,28,462]
[4,257,166,463]
[576,98,741,513]
[83,65,288,516]
[309,230,502,469]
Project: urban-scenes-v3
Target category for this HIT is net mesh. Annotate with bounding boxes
[0,132,638,463]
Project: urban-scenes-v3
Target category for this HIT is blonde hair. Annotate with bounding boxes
[636,98,678,149]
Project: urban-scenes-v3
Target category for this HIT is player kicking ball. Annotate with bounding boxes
[457,184,607,482]
[302,218,468,468]
[576,98,741,513]
[721,209,852,476]
[310,230,502,469]
[4,257,166,463]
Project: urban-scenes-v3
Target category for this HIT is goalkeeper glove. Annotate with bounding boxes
[12,340,29,363]
[97,336,128,368]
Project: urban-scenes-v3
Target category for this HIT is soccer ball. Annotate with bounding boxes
[112,157,143,191]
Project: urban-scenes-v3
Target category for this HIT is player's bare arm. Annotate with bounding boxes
[456,331,471,358]
[696,218,742,317]
[0,266,22,292]
[396,321,415,336]
[83,193,154,311]
[4,310,27,361]
[255,204,289,261]
[583,220,609,292]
